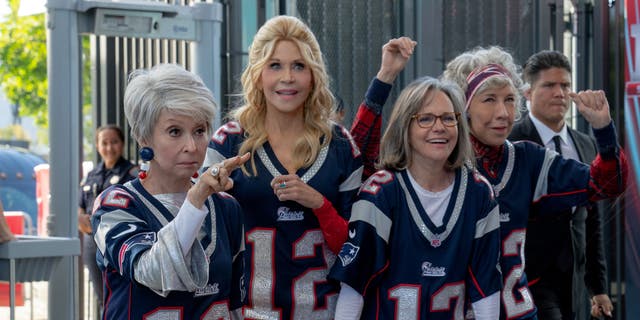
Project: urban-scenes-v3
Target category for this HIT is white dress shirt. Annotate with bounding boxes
[528,113,580,161]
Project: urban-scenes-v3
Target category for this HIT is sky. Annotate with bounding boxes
[0,0,46,19]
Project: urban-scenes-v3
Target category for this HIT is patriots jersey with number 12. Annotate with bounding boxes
[485,140,603,319]
[206,122,363,320]
[329,167,501,320]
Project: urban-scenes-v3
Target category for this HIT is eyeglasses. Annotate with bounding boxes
[411,112,460,128]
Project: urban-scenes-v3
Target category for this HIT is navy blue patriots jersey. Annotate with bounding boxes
[206,122,363,320]
[329,167,501,320]
[92,179,245,320]
[480,141,593,319]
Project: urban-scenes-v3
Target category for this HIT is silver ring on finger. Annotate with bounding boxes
[210,165,221,177]
[279,181,287,189]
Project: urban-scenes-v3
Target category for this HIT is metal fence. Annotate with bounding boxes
[283,0,538,124]
[293,0,398,124]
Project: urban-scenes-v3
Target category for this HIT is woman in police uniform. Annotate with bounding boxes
[78,124,137,307]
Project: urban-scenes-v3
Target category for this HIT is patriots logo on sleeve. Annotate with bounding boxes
[338,242,360,267]
[117,231,156,272]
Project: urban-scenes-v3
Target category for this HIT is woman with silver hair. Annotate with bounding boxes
[330,76,501,319]
[350,45,628,320]
[91,63,249,319]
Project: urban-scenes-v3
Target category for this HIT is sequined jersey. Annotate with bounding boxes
[329,167,501,320]
[205,122,363,320]
[92,179,245,320]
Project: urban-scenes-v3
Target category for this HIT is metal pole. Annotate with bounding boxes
[45,0,81,318]
[10,259,15,320]
[575,0,593,132]
[190,2,223,129]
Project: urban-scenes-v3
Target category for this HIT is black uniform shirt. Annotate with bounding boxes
[79,157,136,214]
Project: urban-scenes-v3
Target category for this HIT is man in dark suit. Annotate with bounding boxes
[509,50,613,320]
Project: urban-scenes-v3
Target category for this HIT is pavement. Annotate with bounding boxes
[0,282,49,320]
[0,268,98,320]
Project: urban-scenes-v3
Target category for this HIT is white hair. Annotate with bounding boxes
[123,64,217,144]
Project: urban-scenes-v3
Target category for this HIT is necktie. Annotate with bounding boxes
[552,135,563,156]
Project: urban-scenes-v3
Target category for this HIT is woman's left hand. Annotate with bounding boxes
[569,90,612,129]
[271,174,324,209]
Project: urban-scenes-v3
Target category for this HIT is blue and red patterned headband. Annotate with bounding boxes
[464,63,511,111]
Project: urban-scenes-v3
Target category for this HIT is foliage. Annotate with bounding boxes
[0,3,48,126]
[0,1,93,160]
[0,124,30,141]
[81,37,94,161]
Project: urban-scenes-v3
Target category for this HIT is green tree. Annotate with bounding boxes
[0,1,94,160]
[0,0,48,126]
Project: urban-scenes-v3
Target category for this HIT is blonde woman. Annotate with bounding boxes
[205,16,362,319]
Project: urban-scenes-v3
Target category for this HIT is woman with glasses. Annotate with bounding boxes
[330,77,502,319]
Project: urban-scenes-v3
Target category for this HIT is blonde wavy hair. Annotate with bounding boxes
[232,15,334,175]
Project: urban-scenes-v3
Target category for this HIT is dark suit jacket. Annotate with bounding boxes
[509,114,608,319]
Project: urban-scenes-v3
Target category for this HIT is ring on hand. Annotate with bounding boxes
[210,166,221,177]
[279,181,287,189]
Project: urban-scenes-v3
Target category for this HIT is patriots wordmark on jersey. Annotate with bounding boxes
[207,122,363,320]
[92,180,245,320]
[329,167,501,320]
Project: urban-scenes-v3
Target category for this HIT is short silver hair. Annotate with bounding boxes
[123,64,216,144]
